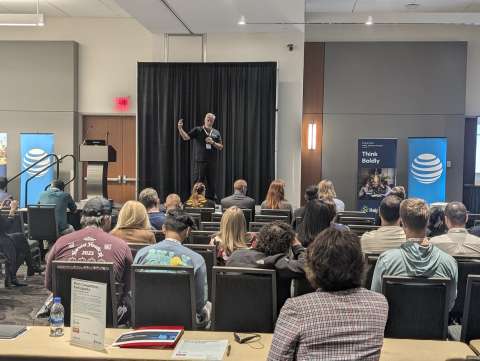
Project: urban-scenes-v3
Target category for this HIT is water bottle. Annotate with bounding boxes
[49,297,64,337]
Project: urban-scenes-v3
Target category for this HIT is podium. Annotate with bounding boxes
[80,142,116,199]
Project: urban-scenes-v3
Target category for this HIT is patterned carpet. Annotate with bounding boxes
[0,265,49,326]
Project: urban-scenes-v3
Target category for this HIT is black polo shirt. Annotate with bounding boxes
[188,126,222,162]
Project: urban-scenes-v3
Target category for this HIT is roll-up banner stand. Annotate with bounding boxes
[20,133,55,207]
[0,133,6,178]
[357,139,398,215]
[408,137,447,204]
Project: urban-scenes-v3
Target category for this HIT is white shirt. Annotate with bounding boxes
[430,228,480,257]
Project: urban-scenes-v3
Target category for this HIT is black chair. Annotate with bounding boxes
[0,210,25,234]
[200,222,221,232]
[152,230,165,243]
[450,257,480,321]
[211,213,222,223]
[382,276,449,339]
[127,243,150,259]
[188,230,215,245]
[52,261,116,327]
[27,204,59,244]
[337,216,375,226]
[337,211,367,219]
[466,213,480,228]
[184,207,215,222]
[212,266,277,332]
[186,213,201,229]
[349,224,380,237]
[460,275,480,342]
[294,216,303,231]
[184,244,216,299]
[131,264,196,329]
[260,209,291,223]
[292,277,315,297]
[363,253,379,289]
[249,222,268,232]
[240,209,253,225]
[254,214,288,224]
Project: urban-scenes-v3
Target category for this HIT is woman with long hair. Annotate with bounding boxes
[261,179,292,213]
[317,179,345,212]
[111,200,155,244]
[185,182,216,209]
[210,206,249,264]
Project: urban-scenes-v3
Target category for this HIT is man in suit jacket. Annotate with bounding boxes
[221,179,255,212]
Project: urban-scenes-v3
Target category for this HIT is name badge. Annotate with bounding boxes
[206,144,212,150]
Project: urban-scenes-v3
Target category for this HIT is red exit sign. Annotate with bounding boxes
[114,96,130,112]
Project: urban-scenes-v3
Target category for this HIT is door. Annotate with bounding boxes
[82,116,136,204]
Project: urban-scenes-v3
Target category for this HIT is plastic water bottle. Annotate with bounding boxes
[49,297,64,337]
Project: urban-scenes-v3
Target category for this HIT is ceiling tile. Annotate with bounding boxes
[306,0,356,13]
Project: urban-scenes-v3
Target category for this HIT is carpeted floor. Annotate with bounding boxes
[0,265,49,326]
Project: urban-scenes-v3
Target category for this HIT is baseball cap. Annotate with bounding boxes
[82,197,112,217]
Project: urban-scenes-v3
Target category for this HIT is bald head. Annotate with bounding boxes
[445,201,468,228]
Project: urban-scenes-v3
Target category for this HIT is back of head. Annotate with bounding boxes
[265,179,285,209]
[0,177,7,191]
[163,209,195,235]
[389,186,406,200]
[114,200,150,230]
[318,179,336,199]
[298,198,336,246]
[51,179,65,191]
[400,198,429,234]
[379,195,402,225]
[189,182,206,207]
[304,185,319,202]
[81,197,112,229]
[256,221,294,256]
[445,201,467,228]
[427,205,447,237]
[233,179,247,195]
[165,193,181,210]
[219,206,247,255]
[306,228,364,291]
[138,188,159,210]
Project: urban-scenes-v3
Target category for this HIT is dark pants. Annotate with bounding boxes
[0,233,35,283]
[194,161,217,200]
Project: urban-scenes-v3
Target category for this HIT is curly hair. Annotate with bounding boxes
[306,228,364,292]
[255,221,295,256]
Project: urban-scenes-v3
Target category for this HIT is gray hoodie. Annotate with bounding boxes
[371,241,458,310]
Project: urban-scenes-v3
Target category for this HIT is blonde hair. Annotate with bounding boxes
[187,182,207,208]
[217,206,248,256]
[318,179,336,199]
[113,201,151,230]
[165,193,181,210]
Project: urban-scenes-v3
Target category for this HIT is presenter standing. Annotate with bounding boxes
[178,113,223,201]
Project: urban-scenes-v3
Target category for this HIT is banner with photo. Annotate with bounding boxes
[408,137,447,204]
[357,138,398,215]
[0,133,6,178]
[20,133,55,207]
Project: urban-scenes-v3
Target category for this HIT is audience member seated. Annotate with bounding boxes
[318,179,345,212]
[227,221,305,309]
[165,193,182,211]
[138,187,165,230]
[361,195,406,254]
[220,179,255,213]
[110,201,155,244]
[38,179,77,235]
[296,198,346,247]
[291,185,318,229]
[134,209,210,327]
[261,179,292,214]
[185,182,215,209]
[0,176,12,206]
[427,204,447,237]
[430,201,480,256]
[210,206,249,265]
[268,228,388,361]
[387,185,406,199]
[371,198,458,310]
[45,197,132,310]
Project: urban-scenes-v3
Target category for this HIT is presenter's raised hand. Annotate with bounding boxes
[177,119,184,129]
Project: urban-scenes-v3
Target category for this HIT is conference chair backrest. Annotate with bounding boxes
[349,224,380,237]
[52,261,116,327]
[260,209,291,223]
[212,266,277,333]
[451,258,480,320]
[0,210,25,234]
[211,213,222,223]
[466,213,480,228]
[382,276,449,340]
[337,216,375,226]
[337,211,368,219]
[27,204,58,241]
[294,216,303,232]
[292,277,315,297]
[188,230,215,245]
[214,209,252,225]
[152,230,165,243]
[364,253,379,289]
[461,275,480,342]
[254,214,288,224]
[186,213,201,229]
[184,207,215,222]
[200,222,221,232]
[131,264,196,329]
[240,209,253,224]
[128,243,150,259]
[184,244,216,299]
[248,222,268,233]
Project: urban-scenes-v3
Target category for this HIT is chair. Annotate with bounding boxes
[260,209,291,223]
[184,207,215,222]
[466,213,480,228]
[382,276,449,339]
[460,275,480,342]
[337,210,367,219]
[363,253,379,289]
[450,257,480,321]
[52,261,116,327]
[212,267,277,332]
[186,213,201,229]
[349,224,380,237]
[200,222,221,232]
[248,222,268,232]
[337,216,375,226]
[188,230,215,245]
[240,209,253,225]
[211,213,222,223]
[27,204,58,244]
[0,210,25,234]
[152,230,165,243]
[254,214,288,224]
[131,265,196,329]
[292,277,315,297]
[184,244,216,299]
[128,243,150,259]
[294,216,303,231]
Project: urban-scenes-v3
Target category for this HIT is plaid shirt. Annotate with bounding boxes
[268,288,388,361]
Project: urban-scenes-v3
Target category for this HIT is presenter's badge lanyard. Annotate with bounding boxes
[204,127,213,150]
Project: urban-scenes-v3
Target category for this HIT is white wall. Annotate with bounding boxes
[307,24,480,116]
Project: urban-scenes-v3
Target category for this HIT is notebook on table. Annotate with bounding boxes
[0,325,27,339]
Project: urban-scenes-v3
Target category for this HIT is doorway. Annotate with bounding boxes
[82,116,136,204]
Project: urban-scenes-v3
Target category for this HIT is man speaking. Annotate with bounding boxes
[178,113,223,201]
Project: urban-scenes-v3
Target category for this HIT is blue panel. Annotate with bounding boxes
[20,133,55,207]
[408,137,447,204]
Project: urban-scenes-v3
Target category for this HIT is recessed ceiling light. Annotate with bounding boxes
[238,16,246,25]
[365,15,373,25]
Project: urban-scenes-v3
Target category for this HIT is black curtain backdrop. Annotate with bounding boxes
[138,62,277,203]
